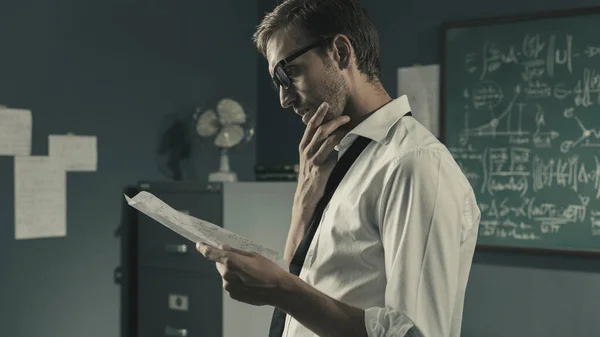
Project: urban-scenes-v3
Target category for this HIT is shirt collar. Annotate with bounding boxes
[338,95,412,150]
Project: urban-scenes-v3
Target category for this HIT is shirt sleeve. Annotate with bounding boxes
[364,149,472,337]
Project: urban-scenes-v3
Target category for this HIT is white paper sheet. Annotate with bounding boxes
[397,64,440,137]
[125,191,288,268]
[14,156,66,239]
[48,135,97,171]
[0,108,32,156]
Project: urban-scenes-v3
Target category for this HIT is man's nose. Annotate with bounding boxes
[279,86,295,109]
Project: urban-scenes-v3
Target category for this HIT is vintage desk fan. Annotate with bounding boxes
[193,97,254,182]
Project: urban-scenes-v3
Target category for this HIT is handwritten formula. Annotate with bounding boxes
[444,14,600,251]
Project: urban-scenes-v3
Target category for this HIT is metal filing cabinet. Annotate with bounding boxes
[115,181,296,337]
[116,181,224,337]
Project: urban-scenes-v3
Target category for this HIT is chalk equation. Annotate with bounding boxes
[464,34,591,80]
[478,194,590,239]
[591,210,600,236]
[532,154,600,198]
[446,22,600,248]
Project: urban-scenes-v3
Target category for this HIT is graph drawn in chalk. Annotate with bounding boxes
[532,103,560,148]
[560,107,600,153]
[460,84,524,141]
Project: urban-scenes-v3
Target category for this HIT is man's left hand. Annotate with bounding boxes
[196,242,290,306]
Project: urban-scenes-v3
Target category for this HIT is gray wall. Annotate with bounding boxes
[0,1,256,337]
[255,0,600,337]
[2,1,600,337]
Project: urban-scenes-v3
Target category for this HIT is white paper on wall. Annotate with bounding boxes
[397,64,440,138]
[48,134,97,171]
[14,156,67,240]
[0,108,32,156]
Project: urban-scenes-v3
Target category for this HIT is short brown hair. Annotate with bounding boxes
[252,0,382,82]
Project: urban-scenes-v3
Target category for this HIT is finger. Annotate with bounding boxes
[314,115,351,142]
[221,244,253,256]
[299,102,329,150]
[223,277,247,299]
[216,261,239,280]
[312,132,346,165]
[196,241,216,251]
[196,242,209,252]
[197,242,229,264]
[306,115,350,156]
[308,102,329,129]
[216,261,226,276]
[300,102,329,150]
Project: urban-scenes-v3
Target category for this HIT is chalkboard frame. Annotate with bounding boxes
[440,6,600,256]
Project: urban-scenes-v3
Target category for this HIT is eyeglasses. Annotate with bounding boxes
[270,38,328,91]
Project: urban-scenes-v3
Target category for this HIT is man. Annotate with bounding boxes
[196,1,481,336]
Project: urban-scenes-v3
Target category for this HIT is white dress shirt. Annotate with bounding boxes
[282,95,481,337]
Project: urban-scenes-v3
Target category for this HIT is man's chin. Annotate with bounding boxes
[300,107,338,126]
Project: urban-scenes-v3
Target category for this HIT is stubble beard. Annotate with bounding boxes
[317,64,349,123]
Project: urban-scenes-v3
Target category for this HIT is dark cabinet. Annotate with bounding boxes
[115,181,296,337]
[137,267,222,337]
[116,181,224,337]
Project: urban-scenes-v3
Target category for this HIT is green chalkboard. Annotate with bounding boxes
[442,8,600,254]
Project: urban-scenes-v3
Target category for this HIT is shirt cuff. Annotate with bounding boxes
[364,307,417,337]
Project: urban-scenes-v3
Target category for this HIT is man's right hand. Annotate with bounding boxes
[283,102,351,262]
[295,102,351,211]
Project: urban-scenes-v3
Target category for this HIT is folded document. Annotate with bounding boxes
[125,191,287,268]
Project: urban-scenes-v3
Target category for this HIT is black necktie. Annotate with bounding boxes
[268,135,372,337]
[267,112,411,337]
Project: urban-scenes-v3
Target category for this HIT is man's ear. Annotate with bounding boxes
[331,34,353,70]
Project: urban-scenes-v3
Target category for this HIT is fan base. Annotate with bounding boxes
[208,171,238,182]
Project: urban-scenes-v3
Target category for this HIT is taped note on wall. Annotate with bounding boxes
[14,156,66,239]
[48,135,97,171]
[397,64,440,138]
[0,108,32,156]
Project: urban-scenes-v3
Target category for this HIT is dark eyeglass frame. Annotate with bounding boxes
[270,38,329,91]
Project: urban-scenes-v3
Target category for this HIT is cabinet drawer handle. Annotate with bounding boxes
[164,244,188,254]
[165,325,188,337]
